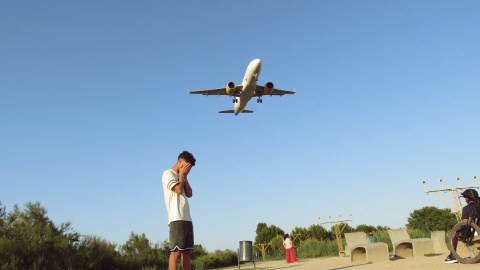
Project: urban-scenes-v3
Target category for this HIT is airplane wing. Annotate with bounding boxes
[218,110,253,113]
[254,85,296,96]
[189,85,243,97]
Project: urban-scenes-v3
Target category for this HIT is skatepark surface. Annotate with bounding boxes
[231,252,480,270]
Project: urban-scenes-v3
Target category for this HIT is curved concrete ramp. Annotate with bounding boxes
[345,232,389,263]
[387,229,434,258]
[431,230,449,253]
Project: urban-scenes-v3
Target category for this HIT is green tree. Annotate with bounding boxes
[254,223,284,255]
[376,225,391,231]
[307,224,333,241]
[256,222,268,235]
[0,201,79,269]
[290,226,309,246]
[270,236,284,256]
[159,239,171,254]
[254,223,284,245]
[191,244,208,260]
[120,232,168,269]
[406,206,457,231]
[0,201,173,269]
[0,202,6,229]
[355,224,376,233]
[121,232,152,259]
[75,235,119,270]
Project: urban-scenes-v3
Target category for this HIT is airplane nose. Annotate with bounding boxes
[253,59,261,69]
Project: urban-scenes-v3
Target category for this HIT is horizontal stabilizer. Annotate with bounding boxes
[218,110,253,113]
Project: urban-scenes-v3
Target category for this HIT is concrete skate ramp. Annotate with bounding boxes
[387,229,434,258]
[431,230,449,253]
[345,232,389,263]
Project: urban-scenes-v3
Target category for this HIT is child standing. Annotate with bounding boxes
[283,234,297,263]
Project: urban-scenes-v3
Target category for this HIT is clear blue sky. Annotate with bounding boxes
[1,1,479,252]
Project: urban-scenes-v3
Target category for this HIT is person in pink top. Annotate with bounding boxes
[283,234,297,263]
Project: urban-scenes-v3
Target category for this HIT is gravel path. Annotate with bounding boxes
[231,252,480,270]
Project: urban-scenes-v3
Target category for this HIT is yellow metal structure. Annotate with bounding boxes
[277,233,300,242]
[253,243,271,261]
[422,176,479,222]
[290,233,301,256]
[276,233,301,255]
[319,214,353,253]
[291,233,301,246]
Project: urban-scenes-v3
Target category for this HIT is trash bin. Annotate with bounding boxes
[239,241,253,262]
[238,241,256,270]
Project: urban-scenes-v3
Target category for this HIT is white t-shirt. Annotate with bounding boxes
[162,169,192,224]
[284,238,293,249]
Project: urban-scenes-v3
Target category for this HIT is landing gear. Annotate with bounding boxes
[233,98,238,103]
[257,96,263,103]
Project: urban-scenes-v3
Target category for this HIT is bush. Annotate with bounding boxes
[192,249,237,269]
[370,230,393,252]
[0,201,171,270]
[75,235,119,269]
[355,224,376,233]
[119,232,169,269]
[295,229,432,259]
[269,236,284,257]
[0,201,80,269]
[407,206,457,231]
[298,238,323,258]
[297,238,342,258]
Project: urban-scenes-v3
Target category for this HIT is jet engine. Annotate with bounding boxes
[226,82,236,96]
[264,82,274,95]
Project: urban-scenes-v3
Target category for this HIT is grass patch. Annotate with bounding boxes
[424,253,439,257]
[235,268,268,270]
[216,267,268,270]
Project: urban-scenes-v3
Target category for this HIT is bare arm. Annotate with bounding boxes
[172,174,186,195]
[184,177,192,198]
[172,162,192,197]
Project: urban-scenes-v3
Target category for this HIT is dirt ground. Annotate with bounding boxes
[229,252,480,270]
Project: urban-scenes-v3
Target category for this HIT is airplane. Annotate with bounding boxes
[188,59,295,115]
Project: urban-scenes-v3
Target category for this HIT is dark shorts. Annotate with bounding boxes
[169,220,194,252]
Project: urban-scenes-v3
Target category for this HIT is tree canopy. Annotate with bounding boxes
[0,201,234,270]
[0,201,80,269]
[307,224,333,241]
[254,223,284,245]
[406,206,457,231]
[355,224,376,233]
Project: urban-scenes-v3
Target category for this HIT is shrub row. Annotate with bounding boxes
[192,250,237,270]
[295,229,432,259]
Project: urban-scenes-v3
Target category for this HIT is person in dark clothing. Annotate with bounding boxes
[444,189,480,264]
[368,232,377,243]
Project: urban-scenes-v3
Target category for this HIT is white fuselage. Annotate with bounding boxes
[234,59,262,115]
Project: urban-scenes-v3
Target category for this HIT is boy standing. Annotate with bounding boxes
[162,151,196,270]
